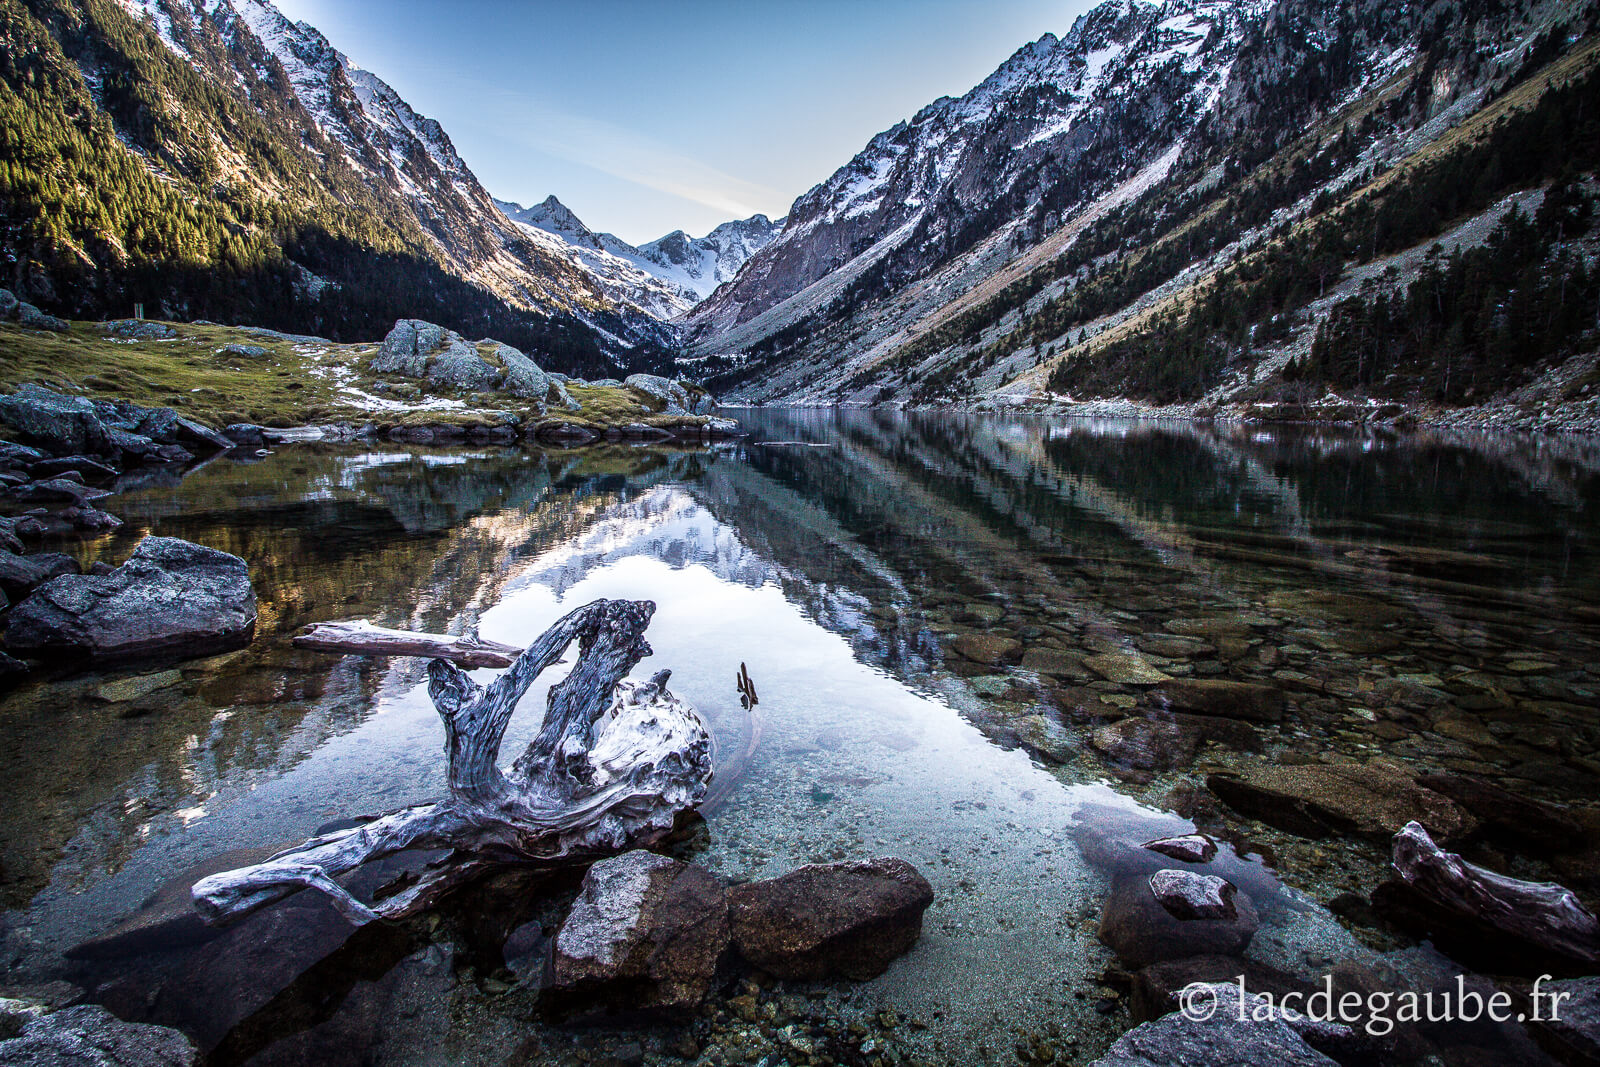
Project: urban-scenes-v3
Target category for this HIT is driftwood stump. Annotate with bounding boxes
[192,599,712,927]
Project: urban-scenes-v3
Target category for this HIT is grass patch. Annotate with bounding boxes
[0,318,336,426]
[559,383,653,426]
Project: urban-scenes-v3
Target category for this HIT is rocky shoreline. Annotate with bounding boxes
[0,304,746,451]
[0,353,741,691]
[250,412,742,448]
[957,378,1600,436]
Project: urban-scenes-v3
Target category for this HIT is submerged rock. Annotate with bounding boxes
[4,537,256,660]
[1157,679,1283,722]
[92,669,185,705]
[1415,773,1585,857]
[1019,647,1086,677]
[1070,806,1285,908]
[65,845,287,961]
[727,857,933,980]
[1207,759,1477,843]
[1084,653,1172,686]
[1091,717,1196,770]
[1129,955,1309,1024]
[0,1004,198,1066]
[1098,875,1258,966]
[543,850,728,1020]
[951,633,1022,666]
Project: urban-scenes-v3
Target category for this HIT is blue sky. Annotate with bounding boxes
[271,0,1096,246]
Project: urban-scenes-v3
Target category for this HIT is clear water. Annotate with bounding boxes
[1,409,1596,1065]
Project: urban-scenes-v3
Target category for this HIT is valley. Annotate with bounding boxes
[2,2,1599,1066]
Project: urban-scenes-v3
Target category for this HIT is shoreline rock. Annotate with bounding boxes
[543,851,729,1022]
[3,536,257,660]
[0,385,233,467]
[727,857,934,981]
[541,852,934,1020]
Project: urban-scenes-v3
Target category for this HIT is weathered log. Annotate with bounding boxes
[292,620,522,668]
[193,599,712,927]
[1390,821,1600,968]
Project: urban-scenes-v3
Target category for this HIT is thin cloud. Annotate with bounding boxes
[462,82,784,220]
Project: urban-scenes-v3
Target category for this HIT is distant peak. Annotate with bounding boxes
[534,195,585,228]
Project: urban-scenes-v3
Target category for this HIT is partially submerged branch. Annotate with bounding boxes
[1391,820,1600,969]
[292,620,522,668]
[195,599,713,927]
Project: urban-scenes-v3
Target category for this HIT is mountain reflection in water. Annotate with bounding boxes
[0,410,1594,1065]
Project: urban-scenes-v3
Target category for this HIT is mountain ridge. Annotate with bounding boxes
[112,0,615,323]
[2,0,750,373]
[681,0,1600,421]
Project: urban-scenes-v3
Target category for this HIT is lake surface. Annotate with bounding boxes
[1,409,1597,1065]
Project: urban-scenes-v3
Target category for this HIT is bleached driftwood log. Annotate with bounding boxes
[193,599,712,927]
[293,620,522,668]
[1391,820,1600,967]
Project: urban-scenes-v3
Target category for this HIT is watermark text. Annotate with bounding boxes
[1177,974,1571,1036]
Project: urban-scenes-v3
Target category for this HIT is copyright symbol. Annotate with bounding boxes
[1178,982,1218,1022]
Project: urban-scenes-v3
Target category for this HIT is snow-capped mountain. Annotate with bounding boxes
[499,196,608,251]
[687,0,1255,347]
[107,0,674,353]
[495,196,698,320]
[497,196,785,314]
[635,215,787,302]
[684,0,1591,410]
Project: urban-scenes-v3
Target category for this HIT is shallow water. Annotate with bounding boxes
[1,410,1597,1064]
